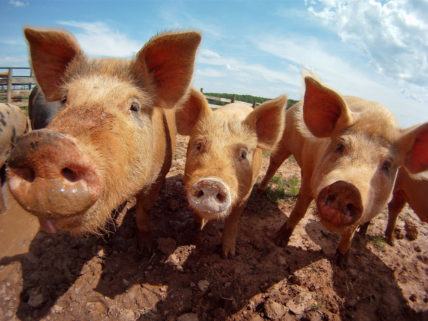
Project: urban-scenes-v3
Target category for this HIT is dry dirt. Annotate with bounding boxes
[0,135,427,321]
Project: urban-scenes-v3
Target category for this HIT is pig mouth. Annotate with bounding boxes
[316,181,363,229]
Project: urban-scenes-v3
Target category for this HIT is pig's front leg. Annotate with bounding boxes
[335,227,357,268]
[385,190,406,245]
[135,179,164,251]
[275,183,312,246]
[222,204,245,258]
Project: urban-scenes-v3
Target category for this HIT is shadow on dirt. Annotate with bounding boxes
[305,220,427,321]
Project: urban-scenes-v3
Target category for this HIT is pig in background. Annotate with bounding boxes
[7,27,201,249]
[28,85,64,130]
[0,103,28,213]
[176,87,287,257]
[258,75,428,267]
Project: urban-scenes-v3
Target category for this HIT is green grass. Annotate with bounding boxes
[369,234,385,251]
[265,175,300,204]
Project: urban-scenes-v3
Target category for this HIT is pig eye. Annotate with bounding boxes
[381,160,392,173]
[335,142,345,153]
[195,141,203,152]
[130,102,140,113]
[60,95,67,104]
[239,149,248,161]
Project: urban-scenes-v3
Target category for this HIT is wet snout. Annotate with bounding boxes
[7,129,102,230]
[316,180,363,227]
[187,177,232,219]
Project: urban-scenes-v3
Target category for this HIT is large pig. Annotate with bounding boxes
[258,76,428,266]
[176,88,286,257]
[7,27,201,248]
[0,103,28,213]
[384,168,428,245]
[28,85,64,129]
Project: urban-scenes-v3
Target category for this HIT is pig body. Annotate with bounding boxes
[7,27,200,247]
[28,85,64,129]
[177,88,286,256]
[259,76,428,266]
[384,168,428,244]
[0,103,28,213]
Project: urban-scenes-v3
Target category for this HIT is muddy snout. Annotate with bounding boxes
[7,129,102,218]
[187,177,232,218]
[316,180,363,227]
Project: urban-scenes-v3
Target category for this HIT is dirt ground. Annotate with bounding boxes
[0,135,427,321]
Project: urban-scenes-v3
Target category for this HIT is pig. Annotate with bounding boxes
[383,168,428,245]
[0,103,28,213]
[28,85,64,129]
[258,76,428,266]
[7,27,201,249]
[176,87,287,257]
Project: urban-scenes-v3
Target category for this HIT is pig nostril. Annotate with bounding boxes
[216,193,225,202]
[15,167,35,183]
[61,168,79,182]
[326,195,336,205]
[195,190,204,198]
[345,203,354,217]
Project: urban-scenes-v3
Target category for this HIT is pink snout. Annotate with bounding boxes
[187,177,232,219]
[7,130,102,230]
[316,180,363,227]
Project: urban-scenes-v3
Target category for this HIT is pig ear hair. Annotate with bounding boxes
[303,76,353,137]
[134,31,202,109]
[24,27,81,102]
[398,122,428,174]
[244,95,287,150]
[175,87,212,136]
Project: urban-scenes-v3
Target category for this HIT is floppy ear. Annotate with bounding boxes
[133,31,201,108]
[397,122,428,174]
[175,87,212,135]
[244,95,287,150]
[24,27,81,101]
[303,76,353,137]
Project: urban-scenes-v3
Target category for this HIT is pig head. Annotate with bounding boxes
[259,76,428,266]
[7,27,201,248]
[176,88,286,256]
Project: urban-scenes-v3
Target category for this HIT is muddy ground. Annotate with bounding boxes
[0,135,427,321]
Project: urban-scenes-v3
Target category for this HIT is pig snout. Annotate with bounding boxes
[188,177,232,218]
[316,181,363,227]
[7,130,102,224]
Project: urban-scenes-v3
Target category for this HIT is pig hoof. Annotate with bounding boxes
[137,231,154,253]
[386,238,395,246]
[334,250,349,269]
[222,246,236,258]
[274,227,292,247]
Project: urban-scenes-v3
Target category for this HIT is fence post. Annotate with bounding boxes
[7,68,12,103]
[200,88,204,93]
[231,94,235,103]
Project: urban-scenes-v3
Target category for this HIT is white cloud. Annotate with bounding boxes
[9,0,27,7]
[305,1,428,88]
[57,21,141,58]
[196,68,224,78]
[0,55,28,66]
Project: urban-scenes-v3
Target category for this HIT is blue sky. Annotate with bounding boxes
[1,0,427,127]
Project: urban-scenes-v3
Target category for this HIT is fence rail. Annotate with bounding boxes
[0,67,34,103]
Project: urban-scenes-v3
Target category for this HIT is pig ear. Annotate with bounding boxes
[24,27,81,101]
[134,31,201,108]
[303,76,353,137]
[175,87,212,135]
[244,95,287,150]
[397,122,428,174]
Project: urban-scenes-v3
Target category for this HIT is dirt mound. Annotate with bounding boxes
[0,135,427,321]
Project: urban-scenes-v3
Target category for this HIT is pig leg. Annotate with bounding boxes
[135,178,165,251]
[335,227,357,268]
[258,147,292,192]
[275,182,313,246]
[222,204,245,258]
[385,190,406,246]
[358,221,370,236]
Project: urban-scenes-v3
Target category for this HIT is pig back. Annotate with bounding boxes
[0,103,28,166]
